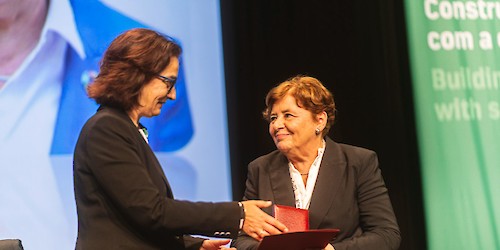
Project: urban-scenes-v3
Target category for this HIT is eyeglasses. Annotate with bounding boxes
[156,75,177,94]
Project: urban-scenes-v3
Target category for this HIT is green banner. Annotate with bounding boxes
[404,0,500,249]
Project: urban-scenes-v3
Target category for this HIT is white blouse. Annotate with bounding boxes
[288,140,326,209]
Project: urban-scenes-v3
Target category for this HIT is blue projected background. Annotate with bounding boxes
[0,1,231,249]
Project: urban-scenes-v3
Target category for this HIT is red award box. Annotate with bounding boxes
[273,204,309,231]
[257,205,339,250]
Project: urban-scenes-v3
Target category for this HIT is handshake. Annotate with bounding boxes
[239,200,289,241]
[202,201,337,250]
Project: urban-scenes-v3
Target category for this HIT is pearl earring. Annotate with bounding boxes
[315,128,321,135]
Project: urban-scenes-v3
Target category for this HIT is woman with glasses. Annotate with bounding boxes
[73,28,287,250]
[231,75,401,250]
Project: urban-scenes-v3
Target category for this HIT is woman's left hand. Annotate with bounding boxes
[306,243,335,250]
[324,243,335,250]
[200,239,236,250]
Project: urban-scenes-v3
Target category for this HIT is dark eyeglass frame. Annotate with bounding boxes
[156,75,177,94]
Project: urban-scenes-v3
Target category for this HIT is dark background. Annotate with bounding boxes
[220,1,426,250]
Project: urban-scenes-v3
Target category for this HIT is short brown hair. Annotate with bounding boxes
[87,28,181,111]
[263,75,336,137]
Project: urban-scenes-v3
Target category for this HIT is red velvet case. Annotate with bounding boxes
[257,205,339,250]
[273,204,309,232]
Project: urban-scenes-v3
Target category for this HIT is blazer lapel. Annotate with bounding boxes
[308,138,347,229]
[102,107,173,198]
[269,154,296,207]
[138,124,172,197]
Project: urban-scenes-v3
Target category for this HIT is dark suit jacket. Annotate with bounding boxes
[231,137,401,250]
[73,106,240,250]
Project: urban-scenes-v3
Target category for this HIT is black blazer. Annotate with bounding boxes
[232,137,401,250]
[73,106,240,250]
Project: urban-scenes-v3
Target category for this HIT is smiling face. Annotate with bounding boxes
[269,94,325,157]
[136,57,179,118]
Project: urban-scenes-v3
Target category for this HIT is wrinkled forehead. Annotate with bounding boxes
[270,94,306,112]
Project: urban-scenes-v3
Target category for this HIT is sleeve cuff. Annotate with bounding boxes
[238,202,245,230]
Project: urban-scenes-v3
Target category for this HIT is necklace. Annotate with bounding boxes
[300,173,309,176]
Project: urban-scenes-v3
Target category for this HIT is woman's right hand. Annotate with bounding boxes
[200,239,235,250]
[240,200,288,241]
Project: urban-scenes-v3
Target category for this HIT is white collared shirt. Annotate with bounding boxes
[289,140,326,209]
[139,127,149,143]
[0,0,84,249]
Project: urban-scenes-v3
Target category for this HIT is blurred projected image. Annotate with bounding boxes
[0,0,230,249]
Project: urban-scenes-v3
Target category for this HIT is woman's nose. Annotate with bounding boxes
[167,87,176,100]
[272,116,284,129]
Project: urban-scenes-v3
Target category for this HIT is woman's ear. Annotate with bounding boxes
[317,111,328,130]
